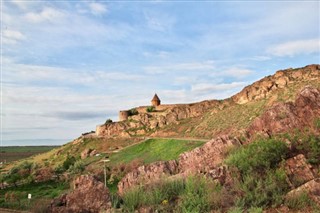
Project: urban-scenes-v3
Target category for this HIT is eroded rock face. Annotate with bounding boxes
[178,135,241,174]
[118,160,178,195]
[285,154,314,188]
[233,64,320,104]
[96,100,221,137]
[50,175,111,213]
[118,135,240,195]
[286,178,320,206]
[248,86,320,137]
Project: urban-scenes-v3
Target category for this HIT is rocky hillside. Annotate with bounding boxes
[95,64,319,139]
[50,84,320,213]
[2,64,320,213]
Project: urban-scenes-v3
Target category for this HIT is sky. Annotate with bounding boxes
[1,0,319,146]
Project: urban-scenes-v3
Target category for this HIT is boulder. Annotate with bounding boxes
[285,154,314,188]
[81,148,93,159]
[50,175,111,213]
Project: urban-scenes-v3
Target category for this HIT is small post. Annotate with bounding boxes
[102,159,110,187]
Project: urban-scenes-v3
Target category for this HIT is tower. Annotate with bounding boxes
[151,94,161,107]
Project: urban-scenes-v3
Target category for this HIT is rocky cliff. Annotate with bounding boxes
[96,64,319,139]
[232,64,320,104]
[118,86,320,195]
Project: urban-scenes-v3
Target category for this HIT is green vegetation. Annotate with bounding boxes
[109,138,206,165]
[122,176,222,213]
[0,181,68,211]
[287,134,320,165]
[128,108,138,116]
[226,139,288,174]
[285,191,313,210]
[315,117,320,129]
[0,146,58,163]
[105,119,113,124]
[226,138,290,209]
[146,106,155,112]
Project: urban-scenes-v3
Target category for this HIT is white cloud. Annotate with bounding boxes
[25,7,65,23]
[191,82,247,95]
[88,2,108,15]
[267,39,320,57]
[144,12,175,32]
[3,29,26,44]
[144,61,215,74]
[223,68,254,79]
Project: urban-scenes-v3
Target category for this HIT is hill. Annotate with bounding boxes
[1,64,320,212]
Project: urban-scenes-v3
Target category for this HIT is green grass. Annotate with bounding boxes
[0,180,69,210]
[109,138,206,165]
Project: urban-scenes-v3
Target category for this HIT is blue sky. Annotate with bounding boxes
[1,0,319,145]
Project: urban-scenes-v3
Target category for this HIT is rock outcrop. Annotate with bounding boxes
[248,86,320,137]
[285,154,315,188]
[232,64,320,104]
[118,160,179,195]
[96,100,222,138]
[118,135,240,195]
[50,175,111,213]
[286,178,320,206]
[178,135,241,174]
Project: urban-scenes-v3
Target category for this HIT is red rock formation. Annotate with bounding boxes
[50,175,111,213]
[118,135,240,195]
[285,154,315,188]
[248,86,320,137]
[232,64,320,104]
[118,160,178,195]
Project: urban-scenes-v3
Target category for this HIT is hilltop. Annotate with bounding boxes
[1,64,319,212]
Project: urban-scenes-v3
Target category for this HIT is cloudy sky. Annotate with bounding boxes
[1,0,319,145]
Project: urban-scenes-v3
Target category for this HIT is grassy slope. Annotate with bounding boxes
[109,138,206,165]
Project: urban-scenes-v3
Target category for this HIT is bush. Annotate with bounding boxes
[68,160,85,174]
[236,168,289,208]
[226,139,288,175]
[179,176,217,213]
[62,155,76,171]
[128,108,138,116]
[146,106,155,112]
[122,178,185,211]
[105,119,113,124]
[122,186,144,211]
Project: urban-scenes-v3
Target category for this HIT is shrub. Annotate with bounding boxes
[179,176,215,213]
[122,186,144,211]
[226,139,288,175]
[128,108,138,116]
[122,178,185,211]
[62,155,76,171]
[105,119,113,124]
[236,168,289,208]
[68,160,85,174]
[146,106,155,112]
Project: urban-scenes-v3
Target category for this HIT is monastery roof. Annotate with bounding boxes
[151,94,160,101]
